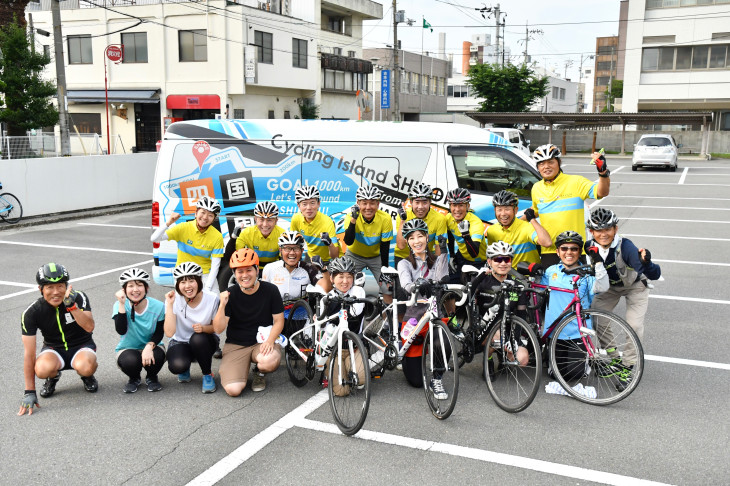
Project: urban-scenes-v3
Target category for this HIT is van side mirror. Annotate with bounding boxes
[526,140,530,145]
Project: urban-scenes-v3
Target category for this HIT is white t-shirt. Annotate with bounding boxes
[262,260,321,301]
[171,290,220,343]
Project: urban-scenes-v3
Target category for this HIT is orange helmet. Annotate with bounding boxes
[230,248,259,269]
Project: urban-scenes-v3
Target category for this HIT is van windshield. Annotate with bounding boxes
[448,145,539,198]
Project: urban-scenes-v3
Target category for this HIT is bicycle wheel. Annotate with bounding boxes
[328,330,371,436]
[549,309,644,406]
[484,316,542,413]
[284,301,315,387]
[421,319,459,420]
[438,290,471,368]
[0,193,23,224]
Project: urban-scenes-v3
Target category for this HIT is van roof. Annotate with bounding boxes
[165,119,512,147]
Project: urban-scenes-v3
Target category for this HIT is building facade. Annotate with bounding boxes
[593,36,620,112]
[26,0,382,152]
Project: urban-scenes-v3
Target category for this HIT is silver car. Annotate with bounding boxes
[632,134,680,172]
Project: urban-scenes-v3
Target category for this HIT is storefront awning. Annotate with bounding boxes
[166,95,220,110]
[67,89,159,104]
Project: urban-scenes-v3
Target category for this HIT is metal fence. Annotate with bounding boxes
[1,132,128,159]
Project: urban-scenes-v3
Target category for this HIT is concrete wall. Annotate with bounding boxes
[0,153,157,217]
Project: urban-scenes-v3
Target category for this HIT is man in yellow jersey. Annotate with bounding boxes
[486,190,551,268]
[445,188,486,281]
[530,144,610,267]
[290,185,340,265]
[343,185,394,301]
[151,195,224,292]
[235,201,285,271]
[394,182,447,268]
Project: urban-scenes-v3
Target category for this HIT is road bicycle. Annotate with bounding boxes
[440,264,542,413]
[284,285,372,436]
[518,263,644,405]
[360,267,464,420]
[0,182,23,224]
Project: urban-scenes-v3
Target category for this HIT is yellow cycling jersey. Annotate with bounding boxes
[531,172,598,254]
[344,210,394,258]
[290,211,337,262]
[235,225,285,265]
[394,209,448,259]
[486,218,540,266]
[446,211,486,262]
[165,220,224,273]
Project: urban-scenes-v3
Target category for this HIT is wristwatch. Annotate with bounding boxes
[598,169,610,178]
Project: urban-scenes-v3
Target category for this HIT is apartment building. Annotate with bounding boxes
[593,36,620,112]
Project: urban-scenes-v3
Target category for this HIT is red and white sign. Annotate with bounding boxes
[192,140,211,170]
[106,45,123,62]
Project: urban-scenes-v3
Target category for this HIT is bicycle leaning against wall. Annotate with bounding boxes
[0,182,23,224]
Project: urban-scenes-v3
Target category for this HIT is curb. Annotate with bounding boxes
[0,201,151,232]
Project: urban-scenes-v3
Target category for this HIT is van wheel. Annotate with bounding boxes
[218,266,234,292]
[670,165,677,172]
[632,165,638,171]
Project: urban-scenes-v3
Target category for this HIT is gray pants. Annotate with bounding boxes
[592,279,649,365]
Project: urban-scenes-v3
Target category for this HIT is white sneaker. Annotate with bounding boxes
[429,378,448,400]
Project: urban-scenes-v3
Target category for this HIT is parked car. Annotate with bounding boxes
[485,127,531,157]
[632,134,680,172]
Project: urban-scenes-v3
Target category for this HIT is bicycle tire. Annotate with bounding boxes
[438,290,471,368]
[549,309,644,406]
[484,316,542,413]
[0,193,23,224]
[328,330,371,436]
[284,300,315,388]
[421,319,459,420]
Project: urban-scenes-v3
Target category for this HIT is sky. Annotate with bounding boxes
[362,0,623,80]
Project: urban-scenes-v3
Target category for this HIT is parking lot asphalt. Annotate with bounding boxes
[1,155,728,485]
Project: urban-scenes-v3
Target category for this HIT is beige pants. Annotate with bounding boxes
[330,349,366,397]
[592,280,649,365]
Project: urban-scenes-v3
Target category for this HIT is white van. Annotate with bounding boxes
[485,128,531,158]
[151,120,541,288]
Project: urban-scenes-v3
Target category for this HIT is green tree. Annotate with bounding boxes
[466,63,550,112]
[602,79,624,112]
[0,19,59,136]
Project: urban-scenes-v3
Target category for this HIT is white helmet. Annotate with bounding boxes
[277,231,305,248]
[119,268,150,287]
[254,201,279,218]
[173,262,203,280]
[356,185,382,201]
[295,185,320,203]
[196,195,221,215]
[487,241,514,259]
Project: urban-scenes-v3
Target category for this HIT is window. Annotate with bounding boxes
[597,46,614,55]
[121,32,147,63]
[335,71,345,90]
[254,31,273,64]
[692,46,709,69]
[268,110,275,119]
[69,113,102,135]
[596,61,613,71]
[643,44,730,71]
[323,69,335,89]
[292,38,307,68]
[552,86,559,99]
[559,88,566,100]
[179,30,207,62]
[596,77,610,86]
[448,145,540,198]
[412,73,420,94]
[709,45,727,68]
[233,109,245,119]
[423,75,429,95]
[348,50,356,57]
[284,111,291,119]
[658,47,675,70]
[333,47,342,55]
[68,35,92,64]
[675,46,692,69]
[637,137,672,147]
[448,85,454,96]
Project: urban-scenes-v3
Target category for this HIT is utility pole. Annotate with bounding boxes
[51,0,71,156]
[392,1,400,121]
[608,45,615,112]
[494,3,501,66]
[521,23,542,65]
[29,14,35,54]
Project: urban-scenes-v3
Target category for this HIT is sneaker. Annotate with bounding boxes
[321,378,329,389]
[123,378,142,394]
[178,370,191,383]
[202,374,217,393]
[615,366,634,392]
[213,347,223,359]
[81,375,98,393]
[146,377,163,392]
[251,373,266,392]
[429,378,448,400]
[40,371,61,398]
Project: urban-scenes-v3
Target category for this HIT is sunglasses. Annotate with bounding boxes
[491,256,512,264]
[559,246,581,253]
[281,246,302,253]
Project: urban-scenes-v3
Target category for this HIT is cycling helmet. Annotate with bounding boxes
[277,230,305,248]
[492,190,518,207]
[195,195,221,215]
[36,263,70,286]
[446,188,471,204]
[254,201,279,218]
[554,230,584,249]
[409,182,433,200]
[119,268,150,287]
[328,256,356,276]
[402,218,429,239]
[230,248,259,269]
[487,241,514,259]
[355,185,382,201]
[532,144,562,164]
[173,262,203,281]
[587,207,619,230]
[295,185,320,203]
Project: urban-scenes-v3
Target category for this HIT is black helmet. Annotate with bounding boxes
[587,208,619,230]
[36,263,70,286]
[446,188,471,204]
[492,190,518,207]
[328,257,356,276]
[402,218,429,239]
[554,231,584,249]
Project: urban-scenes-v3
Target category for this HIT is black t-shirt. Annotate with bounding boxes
[476,274,528,315]
[224,281,284,346]
[21,291,93,349]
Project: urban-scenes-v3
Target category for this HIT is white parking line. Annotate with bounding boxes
[296,418,672,486]
[678,167,689,184]
[0,260,153,301]
[622,234,730,242]
[0,240,152,255]
[650,294,730,305]
[0,280,37,288]
[77,223,150,229]
[652,258,730,267]
[646,355,730,371]
[620,217,730,224]
[606,195,730,201]
[611,182,730,187]
[603,204,730,211]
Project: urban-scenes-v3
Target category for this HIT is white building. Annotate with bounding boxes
[528,67,579,113]
[623,0,730,130]
[26,0,382,152]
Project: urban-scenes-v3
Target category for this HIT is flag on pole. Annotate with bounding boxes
[423,18,433,33]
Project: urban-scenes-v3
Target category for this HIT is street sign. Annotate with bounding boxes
[106,45,123,63]
[381,70,390,109]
